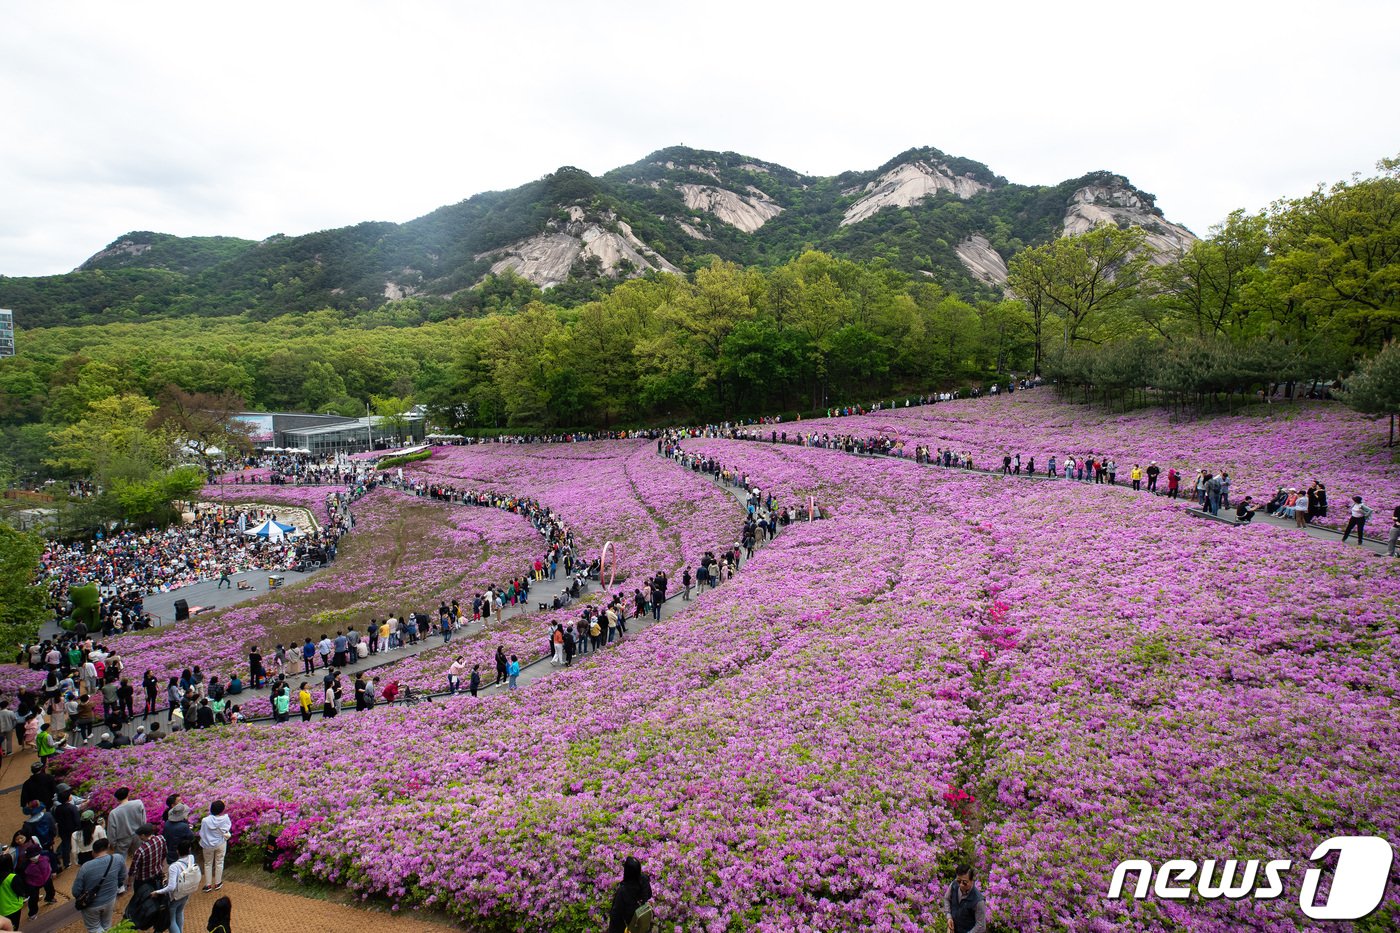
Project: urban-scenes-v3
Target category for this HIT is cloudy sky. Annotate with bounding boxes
[2,0,1396,277]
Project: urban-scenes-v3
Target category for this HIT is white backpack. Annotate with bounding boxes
[172,858,203,899]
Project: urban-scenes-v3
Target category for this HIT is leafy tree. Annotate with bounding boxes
[148,385,254,471]
[1008,226,1149,349]
[46,394,198,524]
[1339,340,1400,446]
[1152,210,1269,340]
[47,394,165,476]
[1268,156,1400,350]
[371,394,415,442]
[0,524,47,646]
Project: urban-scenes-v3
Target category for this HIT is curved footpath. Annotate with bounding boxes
[730,435,1399,559]
[58,457,780,736]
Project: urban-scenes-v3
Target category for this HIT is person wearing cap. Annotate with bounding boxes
[161,804,194,863]
[125,824,167,889]
[71,810,106,866]
[22,801,56,860]
[1145,461,1160,493]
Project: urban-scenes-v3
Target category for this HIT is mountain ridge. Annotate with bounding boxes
[1,145,1196,328]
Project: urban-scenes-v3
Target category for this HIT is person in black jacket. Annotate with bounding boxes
[53,788,81,871]
[161,804,195,864]
[607,856,652,933]
[945,864,987,933]
[19,763,55,815]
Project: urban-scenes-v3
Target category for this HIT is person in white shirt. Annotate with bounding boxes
[71,809,107,865]
[1342,495,1373,545]
[198,801,232,892]
[153,838,199,933]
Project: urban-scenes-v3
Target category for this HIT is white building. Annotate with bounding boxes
[0,310,13,358]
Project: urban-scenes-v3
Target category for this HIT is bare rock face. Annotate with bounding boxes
[842,161,989,226]
[479,213,679,289]
[677,184,783,233]
[79,238,151,269]
[678,221,710,240]
[482,232,580,288]
[1062,183,1197,260]
[954,235,1009,286]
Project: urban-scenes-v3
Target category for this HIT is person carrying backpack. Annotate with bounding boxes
[154,838,201,933]
[607,855,653,933]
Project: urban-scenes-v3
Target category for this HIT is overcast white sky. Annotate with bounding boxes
[2,0,1397,277]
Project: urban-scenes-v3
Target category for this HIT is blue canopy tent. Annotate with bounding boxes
[245,518,297,542]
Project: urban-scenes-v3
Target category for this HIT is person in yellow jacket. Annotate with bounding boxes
[297,684,313,723]
[35,722,66,763]
[1130,464,1143,491]
[0,856,25,928]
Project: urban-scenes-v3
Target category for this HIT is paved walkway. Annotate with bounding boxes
[24,869,458,933]
[742,440,1399,560]
[39,572,323,642]
[500,467,776,693]
[264,465,769,707]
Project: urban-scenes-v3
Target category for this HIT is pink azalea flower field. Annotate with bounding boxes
[47,403,1400,930]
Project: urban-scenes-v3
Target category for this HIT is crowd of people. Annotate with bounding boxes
[11,750,663,933]
[692,422,1395,550]
[7,758,237,933]
[39,501,350,626]
[211,450,378,488]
